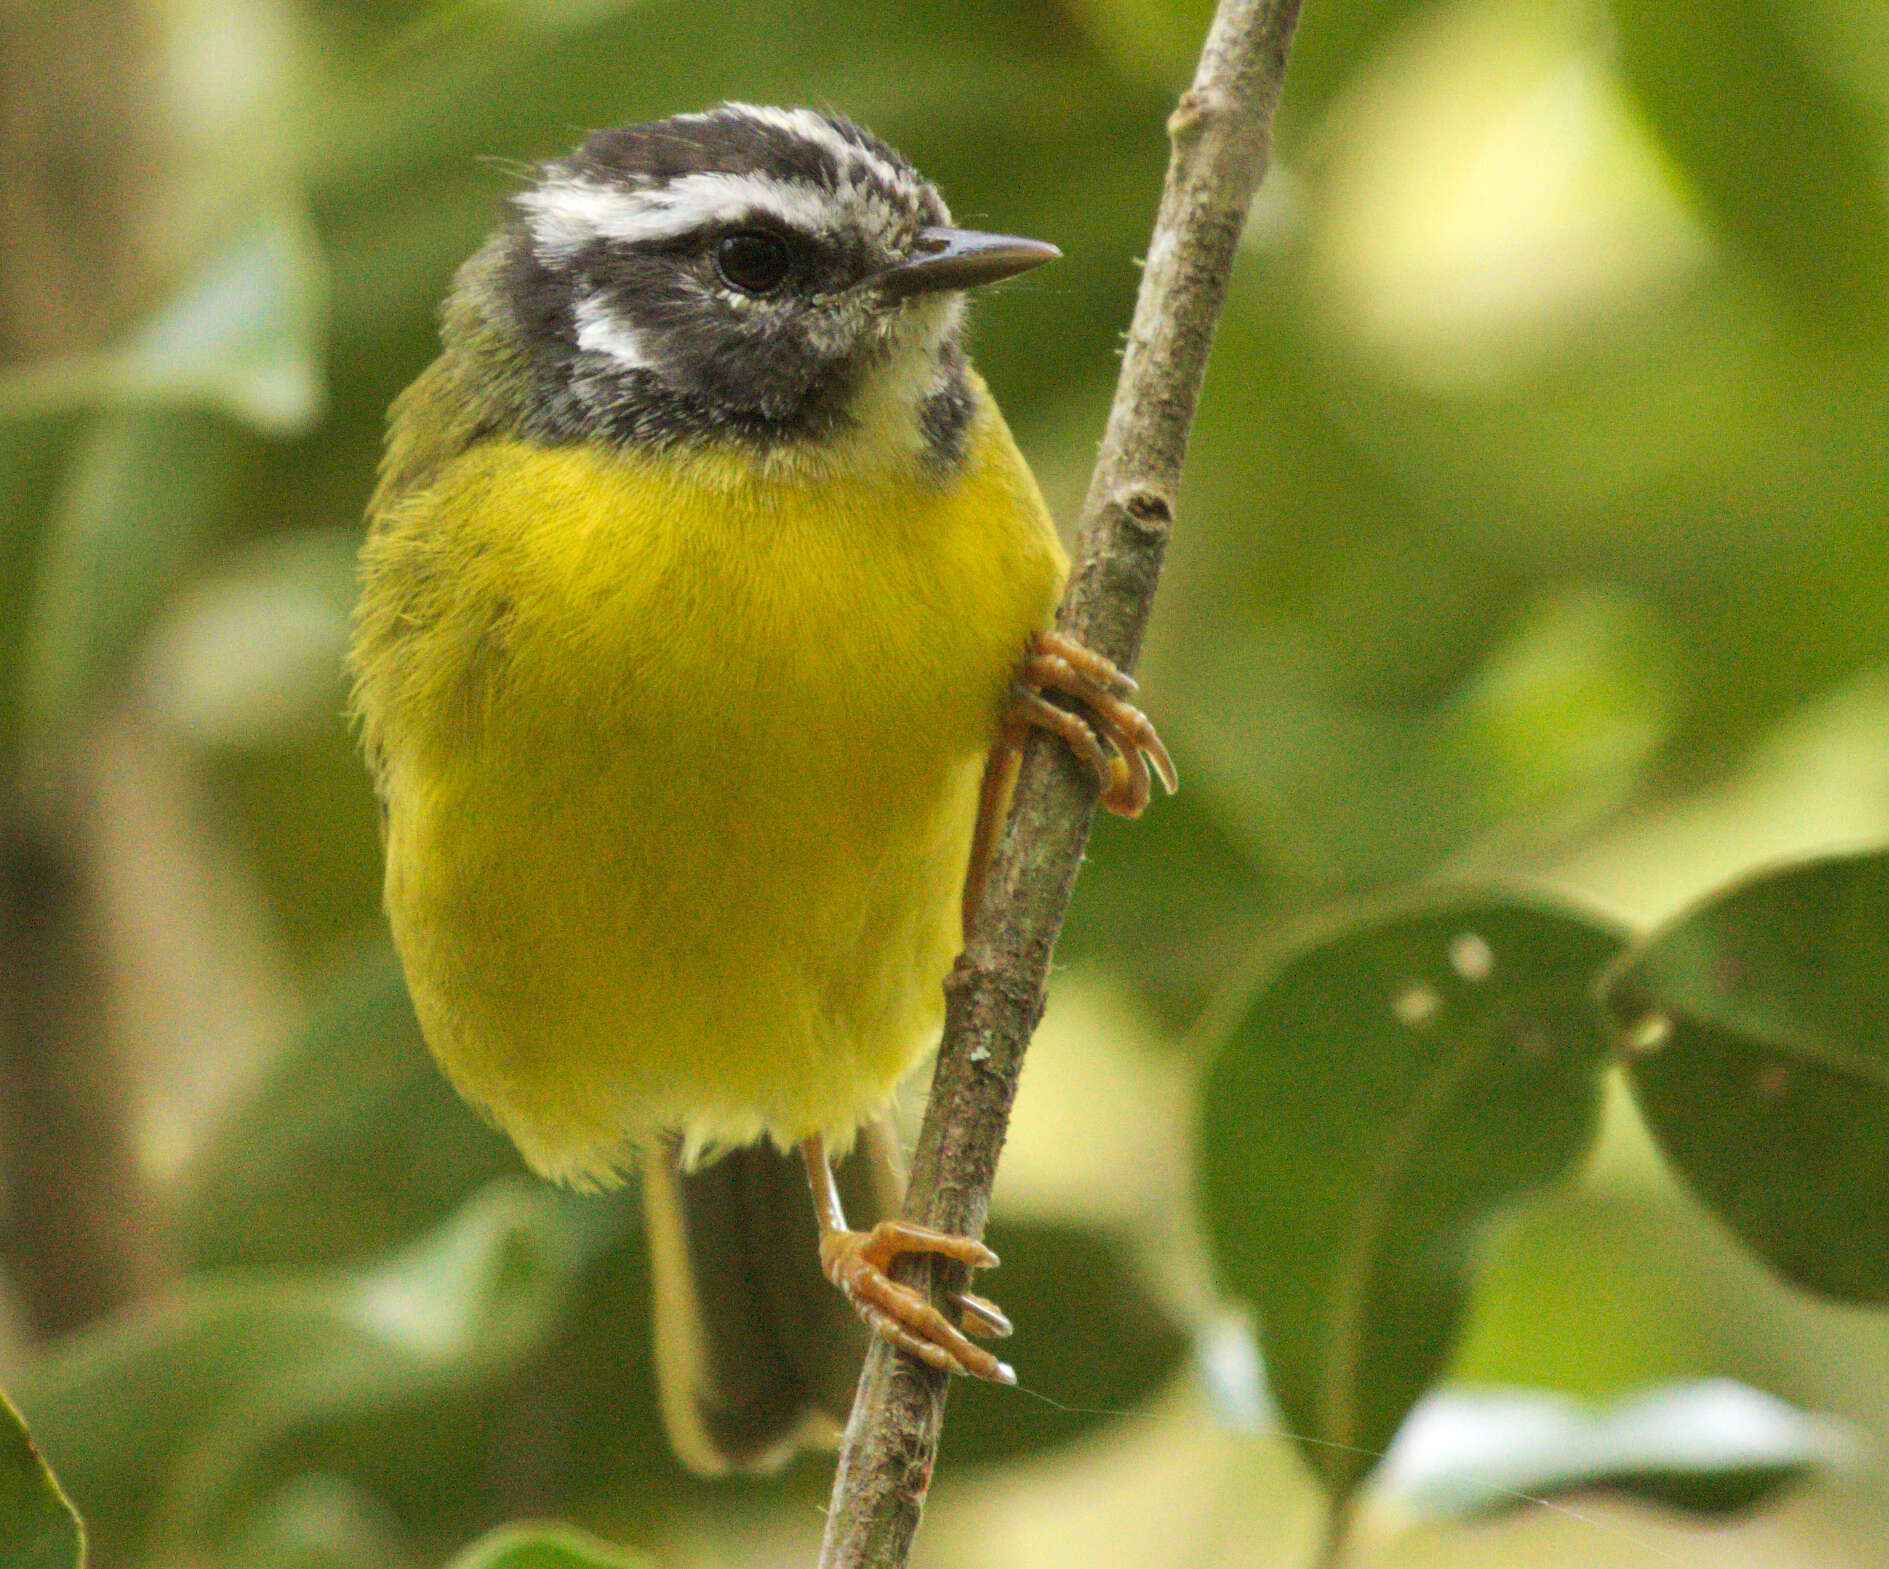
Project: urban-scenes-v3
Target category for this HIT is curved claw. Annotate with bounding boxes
[1013,632,1177,816]
[820,1220,1016,1384]
[952,1290,1014,1339]
[1010,684,1114,793]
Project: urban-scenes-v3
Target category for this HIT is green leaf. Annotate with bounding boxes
[1602,851,1889,1303]
[182,1203,673,1554]
[1061,788,1276,1031]
[0,415,81,758]
[1199,896,1626,1499]
[1611,0,1889,343]
[1375,1380,1856,1520]
[176,945,523,1273]
[445,1523,652,1569]
[941,1222,1189,1464]
[0,201,327,437]
[19,410,259,740]
[0,1391,83,1569]
[13,1183,625,1565]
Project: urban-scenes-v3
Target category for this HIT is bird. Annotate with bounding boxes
[348,102,1173,1474]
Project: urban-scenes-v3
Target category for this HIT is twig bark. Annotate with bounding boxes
[815,3,1305,1564]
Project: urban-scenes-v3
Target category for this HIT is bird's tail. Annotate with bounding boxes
[642,1130,896,1474]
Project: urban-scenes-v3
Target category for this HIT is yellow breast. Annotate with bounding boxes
[351,382,1064,1183]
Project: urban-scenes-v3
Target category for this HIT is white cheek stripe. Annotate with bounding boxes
[520,170,838,260]
[572,292,654,369]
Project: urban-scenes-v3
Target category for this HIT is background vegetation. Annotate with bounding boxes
[1,0,1887,1565]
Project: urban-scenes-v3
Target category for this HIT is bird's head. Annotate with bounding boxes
[460,103,1058,466]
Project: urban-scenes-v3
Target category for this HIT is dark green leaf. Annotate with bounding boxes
[0,1391,83,1569]
[444,1523,652,1569]
[189,1200,676,1554]
[1611,0,1889,343]
[1061,788,1277,1031]
[941,1222,1189,1464]
[1603,850,1889,1302]
[1199,896,1625,1499]
[1375,1380,1854,1520]
[176,944,523,1273]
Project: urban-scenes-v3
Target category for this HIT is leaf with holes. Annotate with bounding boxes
[1199,897,1625,1500]
[0,1391,83,1569]
[1602,851,1889,1302]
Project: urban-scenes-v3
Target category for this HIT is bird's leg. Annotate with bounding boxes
[1017,630,1178,816]
[962,630,1178,935]
[802,1130,1015,1384]
[858,1115,1013,1339]
[907,637,1172,1362]
[961,742,1021,935]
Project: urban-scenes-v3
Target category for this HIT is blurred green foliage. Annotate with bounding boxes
[3,0,1889,1565]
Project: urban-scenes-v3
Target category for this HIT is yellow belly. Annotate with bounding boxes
[351,392,1064,1184]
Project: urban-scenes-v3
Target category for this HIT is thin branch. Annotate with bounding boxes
[815,2,1306,1564]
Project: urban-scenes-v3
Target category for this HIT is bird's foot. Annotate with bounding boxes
[819,1219,1015,1384]
[1010,630,1177,817]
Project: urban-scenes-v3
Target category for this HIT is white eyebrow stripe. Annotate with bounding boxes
[519,171,838,260]
[571,292,653,369]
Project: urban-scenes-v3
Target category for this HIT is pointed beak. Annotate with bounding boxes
[872,226,1061,302]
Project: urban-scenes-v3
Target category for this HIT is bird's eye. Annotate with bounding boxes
[716,231,792,295]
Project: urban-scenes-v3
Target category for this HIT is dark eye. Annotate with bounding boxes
[716,231,792,295]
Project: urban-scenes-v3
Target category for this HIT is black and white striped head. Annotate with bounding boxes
[482,103,1058,463]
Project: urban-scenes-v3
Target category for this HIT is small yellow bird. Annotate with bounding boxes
[349,103,1170,1473]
